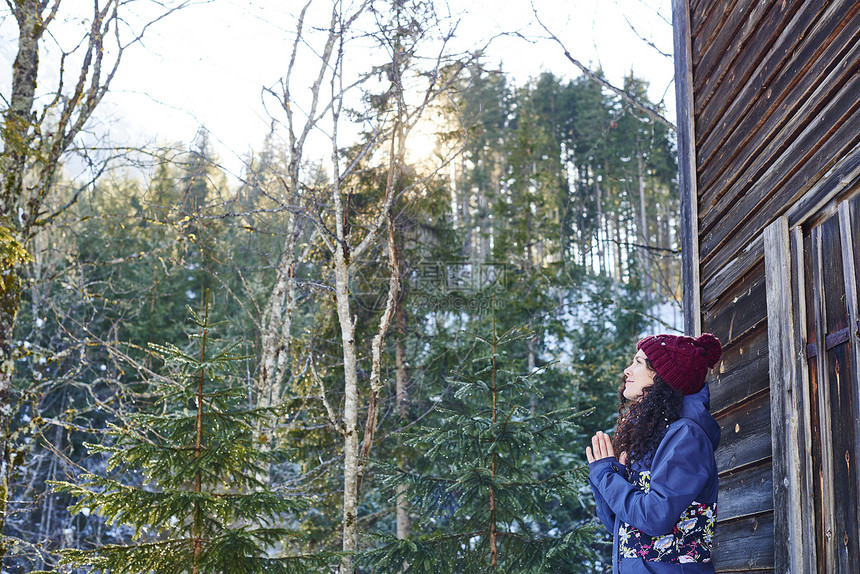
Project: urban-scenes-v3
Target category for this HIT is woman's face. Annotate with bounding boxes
[623,349,656,402]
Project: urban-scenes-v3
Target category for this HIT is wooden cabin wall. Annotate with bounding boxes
[704,260,774,572]
[684,0,860,572]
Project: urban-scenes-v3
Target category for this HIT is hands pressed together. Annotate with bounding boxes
[586,431,628,465]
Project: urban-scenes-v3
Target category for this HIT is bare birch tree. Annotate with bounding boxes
[295,2,472,570]
[254,1,475,569]
[0,0,187,557]
[253,0,344,418]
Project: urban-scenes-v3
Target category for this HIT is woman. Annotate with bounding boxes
[586,333,722,573]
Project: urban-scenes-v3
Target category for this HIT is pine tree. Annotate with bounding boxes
[46,292,328,574]
[364,300,597,573]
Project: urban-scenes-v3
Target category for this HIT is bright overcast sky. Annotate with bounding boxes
[1,0,675,181]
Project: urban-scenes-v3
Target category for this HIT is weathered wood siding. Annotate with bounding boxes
[683,0,860,571]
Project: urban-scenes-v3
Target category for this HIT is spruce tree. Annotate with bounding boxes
[46,293,327,574]
[364,300,596,573]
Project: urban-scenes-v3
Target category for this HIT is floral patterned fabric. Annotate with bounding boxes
[618,469,716,564]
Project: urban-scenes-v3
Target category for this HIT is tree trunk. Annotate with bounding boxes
[394,303,410,551]
[637,141,652,299]
[614,210,622,281]
[0,256,25,558]
[0,8,42,551]
[334,246,359,574]
[2,3,39,218]
[258,210,300,412]
[460,154,471,256]
[594,177,604,276]
[479,182,489,260]
[619,211,628,282]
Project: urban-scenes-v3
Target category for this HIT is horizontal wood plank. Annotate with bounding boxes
[787,142,860,228]
[702,259,767,345]
[718,459,774,522]
[715,389,772,473]
[713,512,775,571]
[702,235,764,307]
[710,325,770,415]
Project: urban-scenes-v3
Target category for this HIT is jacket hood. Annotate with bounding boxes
[680,382,720,450]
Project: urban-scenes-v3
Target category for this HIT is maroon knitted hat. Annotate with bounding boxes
[636,333,722,395]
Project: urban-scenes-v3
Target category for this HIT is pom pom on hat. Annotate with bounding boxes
[696,333,723,368]
[636,333,723,395]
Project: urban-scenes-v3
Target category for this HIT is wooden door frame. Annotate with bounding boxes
[763,216,818,574]
[837,199,860,514]
[765,186,860,573]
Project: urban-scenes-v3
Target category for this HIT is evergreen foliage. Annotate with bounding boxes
[45,293,327,574]
[363,302,597,573]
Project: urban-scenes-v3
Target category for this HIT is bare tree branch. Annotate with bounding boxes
[530,1,675,131]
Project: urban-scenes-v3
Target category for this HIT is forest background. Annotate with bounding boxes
[0,0,683,572]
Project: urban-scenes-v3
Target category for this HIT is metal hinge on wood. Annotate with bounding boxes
[825,326,851,350]
[807,321,860,358]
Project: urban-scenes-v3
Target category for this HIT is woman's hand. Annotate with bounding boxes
[586,431,627,465]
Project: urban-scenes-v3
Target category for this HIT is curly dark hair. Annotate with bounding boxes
[612,360,684,469]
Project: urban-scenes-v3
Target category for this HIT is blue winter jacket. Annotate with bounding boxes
[588,385,720,573]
